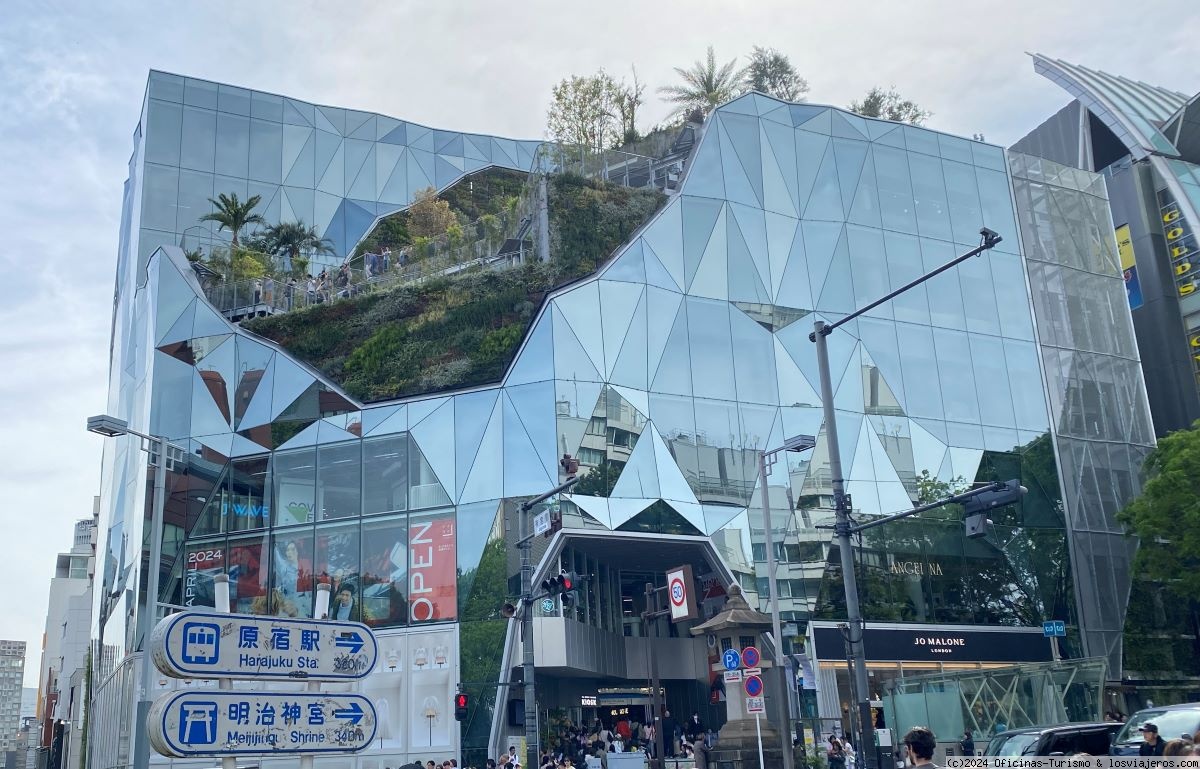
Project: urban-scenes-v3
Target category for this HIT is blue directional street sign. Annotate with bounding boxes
[1052,620,1066,637]
[151,611,378,681]
[1042,621,1054,637]
[722,648,742,671]
[148,691,377,757]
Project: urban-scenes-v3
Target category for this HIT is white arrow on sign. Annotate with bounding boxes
[149,691,377,757]
[151,611,378,681]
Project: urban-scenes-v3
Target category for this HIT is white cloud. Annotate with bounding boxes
[1,0,1197,686]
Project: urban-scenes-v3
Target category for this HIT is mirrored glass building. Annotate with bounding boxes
[91,72,1155,769]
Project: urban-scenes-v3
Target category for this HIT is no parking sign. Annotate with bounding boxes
[665,564,697,622]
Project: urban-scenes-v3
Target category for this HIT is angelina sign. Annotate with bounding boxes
[811,624,1052,663]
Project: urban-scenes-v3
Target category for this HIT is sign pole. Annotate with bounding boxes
[213,575,237,769]
[301,585,332,769]
[755,713,765,769]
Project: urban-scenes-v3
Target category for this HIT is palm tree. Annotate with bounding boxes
[263,220,334,272]
[200,192,265,248]
[658,46,746,119]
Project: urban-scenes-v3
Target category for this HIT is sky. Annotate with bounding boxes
[2,0,1199,687]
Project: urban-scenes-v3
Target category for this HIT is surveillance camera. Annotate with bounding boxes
[980,227,1002,246]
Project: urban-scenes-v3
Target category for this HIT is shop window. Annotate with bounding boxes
[363,434,408,515]
[316,524,360,620]
[227,534,268,614]
[269,530,314,617]
[361,515,408,628]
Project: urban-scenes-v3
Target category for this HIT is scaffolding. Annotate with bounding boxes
[880,658,1108,740]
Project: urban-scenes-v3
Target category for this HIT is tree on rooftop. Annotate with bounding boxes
[849,86,931,125]
[613,67,646,145]
[263,220,334,273]
[744,46,809,102]
[658,46,745,119]
[407,187,457,239]
[200,192,265,248]
[547,70,622,153]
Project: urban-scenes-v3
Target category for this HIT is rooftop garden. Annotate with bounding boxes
[242,173,665,403]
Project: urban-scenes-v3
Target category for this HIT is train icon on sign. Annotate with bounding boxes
[180,622,220,665]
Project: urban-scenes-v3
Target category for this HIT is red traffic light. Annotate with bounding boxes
[455,693,467,708]
[561,575,573,591]
[454,692,469,721]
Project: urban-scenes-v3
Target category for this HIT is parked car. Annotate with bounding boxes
[985,723,1122,756]
[1110,704,1200,755]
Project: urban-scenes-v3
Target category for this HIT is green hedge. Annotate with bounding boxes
[244,175,665,403]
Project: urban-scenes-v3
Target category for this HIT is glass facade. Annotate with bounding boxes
[93,78,1156,769]
[134,70,541,272]
[1010,152,1155,671]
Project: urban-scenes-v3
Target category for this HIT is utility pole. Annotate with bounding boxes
[808,228,1003,769]
[642,582,669,769]
[516,465,578,769]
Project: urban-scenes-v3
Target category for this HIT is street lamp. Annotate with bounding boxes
[86,413,180,769]
[757,435,816,769]
[808,227,1003,769]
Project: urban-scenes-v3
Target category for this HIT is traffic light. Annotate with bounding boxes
[539,570,580,606]
[560,453,579,477]
[454,692,469,722]
[963,479,1026,539]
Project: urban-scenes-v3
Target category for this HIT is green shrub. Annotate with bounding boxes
[244,177,665,403]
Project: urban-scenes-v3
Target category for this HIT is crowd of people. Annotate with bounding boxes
[243,246,406,313]
[532,712,712,769]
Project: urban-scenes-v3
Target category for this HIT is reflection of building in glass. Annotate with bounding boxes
[92,70,1158,769]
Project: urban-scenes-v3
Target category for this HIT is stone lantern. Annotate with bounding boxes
[690,583,783,769]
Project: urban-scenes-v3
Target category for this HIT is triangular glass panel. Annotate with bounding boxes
[409,435,453,507]
[833,342,865,414]
[611,385,649,419]
[803,139,843,221]
[463,134,490,161]
[492,138,519,167]
[857,318,907,415]
[668,500,707,534]
[506,381,557,483]
[262,418,317,450]
[283,99,314,127]
[600,282,644,380]
[760,104,793,126]
[832,139,869,212]
[236,356,276,431]
[866,120,900,141]
[848,154,882,228]
[456,499,504,613]
[915,418,949,446]
[284,130,316,188]
[604,240,647,284]
[798,109,833,135]
[506,312,554,386]
[815,229,854,316]
[375,143,404,198]
[195,432,236,458]
[315,420,358,444]
[832,111,870,140]
[727,214,771,305]
[379,148,410,204]
[157,299,198,347]
[718,119,760,208]
[720,94,759,116]
[459,398,504,504]
[776,313,857,407]
[645,287,684,377]
[571,496,613,529]
[642,198,685,291]
[682,197,724,291]
[552,305,602,383]
[730,202,771,295]
[720,113,764,206]
[555,379,605,473]
[688,208,728,300]
[502,393,554,497]
[362,404,405,437]
[154,270,196,345]
[908,418,947,479]
[452,392,498,498]
[347,112,375,140]
[609,294,649,390]
[650,301,693,397]
[789,104,827,126]
[435,155,465,188]
[642,241,682,292]
[650,423,700,504]
[380,122,408,146]
[194,335,236,422]
[948,447,984,482]
[794,131,827,213]
[760,123,798,217]
[764,211,798,302]
[774,337,822,408]
[555,283,605,376]
[229,434,268,458]
[607,498,654,529]
[348,144,377,200]
[617,501,703,536]
[683,131,726,200]
[702,504,744,535]
[610,422,661,499]
[775,225,813,309]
